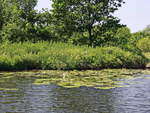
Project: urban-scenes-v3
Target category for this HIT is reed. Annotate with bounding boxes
[0,42,147,71]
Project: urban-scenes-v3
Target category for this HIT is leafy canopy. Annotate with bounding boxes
[51,0,125,46]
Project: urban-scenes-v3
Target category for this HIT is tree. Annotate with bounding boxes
[0,0,19,29]
[51,0,125,46]
[0,0,4,29]
[0,0,39,42]
[0,0,20,42]
[143,25,150,34]
[16,0,37,24]
[137,37,150,52]
[114,27,131,45]
[35,9,58,41]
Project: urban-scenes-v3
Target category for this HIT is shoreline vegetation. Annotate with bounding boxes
[0,42,148,71]
[0,0,150,71]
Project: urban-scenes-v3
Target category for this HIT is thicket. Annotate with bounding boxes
[0,42,147,71]
[137,37,150,52]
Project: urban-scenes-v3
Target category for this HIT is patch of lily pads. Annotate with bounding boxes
[0,69,150,90]
[0,88,18,91]
[29,69,150,89]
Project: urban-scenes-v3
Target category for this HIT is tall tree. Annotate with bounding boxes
[0,0,38,42]
[143,25,150,34]
[0,0,19,29]
[15,0,38,26]
[51,0,125,46]
[16,0,38,41]
[0,0,4,29]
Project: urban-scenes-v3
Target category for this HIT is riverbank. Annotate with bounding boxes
[0,42,148,71]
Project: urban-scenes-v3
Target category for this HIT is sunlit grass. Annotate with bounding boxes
[0,41,148,71]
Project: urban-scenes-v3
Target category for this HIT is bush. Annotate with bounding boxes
[137,37,150,52]
[0,42,148,71]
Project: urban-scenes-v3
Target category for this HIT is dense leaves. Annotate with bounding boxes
[51,0,125,46]
[0,0,150,56]
[0,42,147,70]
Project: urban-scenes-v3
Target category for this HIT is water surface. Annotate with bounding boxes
[0,70,150,113]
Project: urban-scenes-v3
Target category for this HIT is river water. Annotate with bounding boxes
[0,71,150,113]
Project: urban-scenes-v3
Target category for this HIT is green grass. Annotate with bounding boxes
[0,41,148,71]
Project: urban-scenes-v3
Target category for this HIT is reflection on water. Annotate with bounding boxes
[0,71,150,113]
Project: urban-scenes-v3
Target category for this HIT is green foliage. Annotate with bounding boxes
[68,32,90,45]
[143,25,150,34]
[0,0,20,42]
[114,27,131,45]
[93,27,131,47]
[51,0,125,46]
[0,0,149,72]
[137,37,150,52]
[0,0,133,48]
[130,31,149,45]
[0,23,25,42]
[0,42,147,71]
[0,0,18,29]
[0,0,57,42]
[143,53,150,61]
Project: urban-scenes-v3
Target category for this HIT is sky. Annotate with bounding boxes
[36,0,150,33]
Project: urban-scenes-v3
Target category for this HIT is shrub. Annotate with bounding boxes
[137,37,150,52]
[0,42,148,71]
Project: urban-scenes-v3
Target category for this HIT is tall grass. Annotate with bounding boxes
[0,41,148,71]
